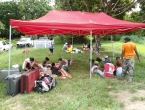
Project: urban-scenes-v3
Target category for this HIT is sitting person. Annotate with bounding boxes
[82,43,89,51]
[22,57,35,71]
[104,55,111,64]
[115,57,122,67]
[92,62,115,78]
[42,57,51,67]
[91,61,104,77]
[58,58,69,72]
[114,62,122,76]
[62,42,68,50]
[51,63,72,78]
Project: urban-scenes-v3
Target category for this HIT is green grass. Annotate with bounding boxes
[0,38,145,110]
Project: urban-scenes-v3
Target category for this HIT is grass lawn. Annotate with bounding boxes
[0,37,145,110]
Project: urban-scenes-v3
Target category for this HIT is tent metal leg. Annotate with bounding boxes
[8,26,12,76]
[111,35,114,61]
[90,30,92,79]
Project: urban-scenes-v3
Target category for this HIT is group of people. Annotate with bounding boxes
[91,55,122,78]
[91,37,140,82]
[22,36,140,82]
[22,57,72,79]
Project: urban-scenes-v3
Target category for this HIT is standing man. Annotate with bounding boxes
[48,37,54,56]
[120,37,140,82]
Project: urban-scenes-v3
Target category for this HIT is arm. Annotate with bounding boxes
[134,48,140,62]
[121,50,124,63]
[24,61,29,71]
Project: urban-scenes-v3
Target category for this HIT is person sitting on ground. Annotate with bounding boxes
[113,62,122,76]
[104,55,111,64]
[51,63,72,79]
[42,57,51,67]
[82,43,89,51]
[91,61,104,77]
[62,42,68,50]
[22,57,35,71]
[115,57,122,67]
[57,58,70,72]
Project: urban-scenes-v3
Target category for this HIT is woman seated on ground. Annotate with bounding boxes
[42,57,51,67]
[114,61,122,76]
[51,63,72,79]
[22,57,35,71]
[82,43,89,51]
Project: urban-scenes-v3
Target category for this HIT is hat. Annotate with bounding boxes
[94,61,99,65]
[124,37,131,41]
[104,55,108,59]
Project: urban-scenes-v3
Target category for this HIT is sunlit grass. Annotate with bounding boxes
[0,37,145,110]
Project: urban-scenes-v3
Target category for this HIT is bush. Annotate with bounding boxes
[120,35,145,44]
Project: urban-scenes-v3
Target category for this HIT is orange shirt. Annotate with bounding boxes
[122,42,136,58]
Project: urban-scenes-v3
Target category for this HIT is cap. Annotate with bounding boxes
[65,42,68,45]
[94,61,99,65]
[104,55,108,59]
[124,37,131,41]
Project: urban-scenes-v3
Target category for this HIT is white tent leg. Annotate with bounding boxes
[111,35,114,61]
[71,36,73,61]
[90,30,92,79]
[8,26,12,76]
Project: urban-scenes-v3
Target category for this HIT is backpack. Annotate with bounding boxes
[34,74,56,93]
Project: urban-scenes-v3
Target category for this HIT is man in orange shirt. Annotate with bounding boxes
[120,37,140,82]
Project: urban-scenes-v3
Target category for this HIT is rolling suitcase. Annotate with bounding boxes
[0,68,20,82]
[5,73,21,96]
[20,69,40,93]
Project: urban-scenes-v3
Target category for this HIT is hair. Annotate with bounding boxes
[51,62,55,67]
[58,58,62,61]
[42,61,47,67]
[45,57,49,61]
[30,57,34,61]
[116,57,120,60]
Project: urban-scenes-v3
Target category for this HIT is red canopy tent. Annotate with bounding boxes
[10,10,145,35]
[9,10,145,79]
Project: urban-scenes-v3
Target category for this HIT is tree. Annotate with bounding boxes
[55,0,136,19]
[0,0,52,38]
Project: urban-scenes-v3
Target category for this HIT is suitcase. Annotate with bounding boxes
[104,63,115,78]
[20,69,40,93]
[0,68,20,82]
[5,73,21,96]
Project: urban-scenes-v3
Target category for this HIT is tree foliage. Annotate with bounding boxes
[55,0,136,19]
[0,0,52,38]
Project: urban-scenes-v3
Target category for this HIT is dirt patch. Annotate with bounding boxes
[110,90,145,110]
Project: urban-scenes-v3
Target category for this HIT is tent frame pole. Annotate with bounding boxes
[90,30,92,79]
[111,35,114,61]
[8,26,12,76]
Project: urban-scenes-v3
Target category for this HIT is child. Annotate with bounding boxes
[114,62,122,76]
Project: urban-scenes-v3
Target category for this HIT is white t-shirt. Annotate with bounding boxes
[91,65,98,73]
[116,67,122,76]
[22,58,34,69]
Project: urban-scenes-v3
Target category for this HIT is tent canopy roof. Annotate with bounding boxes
[10,10,145,35]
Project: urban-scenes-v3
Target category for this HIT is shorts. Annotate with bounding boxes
[49,48,53,53]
